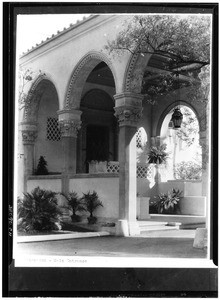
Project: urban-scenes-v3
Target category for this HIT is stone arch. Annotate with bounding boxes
[156,100,201,137]
[64,51,117,110]
[23,73,59,123]
[123,52,152,93]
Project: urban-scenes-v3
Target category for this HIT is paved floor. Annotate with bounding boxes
[15,230,207,258]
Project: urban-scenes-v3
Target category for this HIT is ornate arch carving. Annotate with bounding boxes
[123,52,151,93]
[64,51,116,109]
[23,74,59,123]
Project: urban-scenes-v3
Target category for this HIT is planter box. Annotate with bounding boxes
[89,161,107,173]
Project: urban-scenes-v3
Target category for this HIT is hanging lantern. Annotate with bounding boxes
[171,108,183,129]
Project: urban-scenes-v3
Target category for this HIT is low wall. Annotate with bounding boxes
[159,180,202,196]
[179,196,206,216]
[69,174,119,222]
[27,175,62,193]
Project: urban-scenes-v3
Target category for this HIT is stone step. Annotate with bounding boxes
[150,214,205,224]
[140,225,179,232]
[179,222,205,229]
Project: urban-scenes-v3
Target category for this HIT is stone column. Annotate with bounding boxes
[20,122,38,193]
[58,109,82,193]
[199,130,210,230]
[114,92,143,236]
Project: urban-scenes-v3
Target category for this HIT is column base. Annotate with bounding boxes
[193,228,207,249]
[116,220,140,236]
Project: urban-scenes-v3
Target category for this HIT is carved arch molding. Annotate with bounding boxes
[64,51,116,110]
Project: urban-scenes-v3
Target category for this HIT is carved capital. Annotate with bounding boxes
[59,120,82,138]
[22,130,38,144]
[114,106,142,127]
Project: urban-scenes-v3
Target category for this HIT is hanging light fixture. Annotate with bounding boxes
[168,72,183,130]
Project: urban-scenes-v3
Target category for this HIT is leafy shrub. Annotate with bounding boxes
[61,191,86,222]
[17,187,61,232]
[81,191,103,224]
[175,161,202,180]
[154,189,182,214]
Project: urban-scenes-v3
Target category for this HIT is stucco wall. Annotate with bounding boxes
[19,15,131,106]
[35,88,62,173]
[69,175,119,221]
[27,177,62,193]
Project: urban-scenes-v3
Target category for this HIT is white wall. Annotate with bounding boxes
[27,177,62,193]
[69,176,119,221]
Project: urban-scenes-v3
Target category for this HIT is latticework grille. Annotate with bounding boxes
[137,165,148,178]
[107,161,119,173]
[136,129,142,148]
[46,117,61,141]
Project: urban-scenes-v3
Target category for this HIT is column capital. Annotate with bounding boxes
[19,122,38,145]
[113,92,143,127]
[59,119,82,138]
[58,109,82,138]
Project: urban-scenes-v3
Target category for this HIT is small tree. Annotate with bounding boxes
[17,187,61,232]
[82,191,103,224]
[35,156,49,175]
[61,192,86,222]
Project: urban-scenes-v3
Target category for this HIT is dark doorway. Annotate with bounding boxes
[86,125,109,170]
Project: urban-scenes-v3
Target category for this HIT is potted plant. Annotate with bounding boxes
[35,156,49,175]
[147,144,169,182]
[82,191,103,224]
[61,191,86,222]
[154,188,182,214]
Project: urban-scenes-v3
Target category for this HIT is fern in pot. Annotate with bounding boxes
[147,144,169,182]
[82,191,103,224]
[154,188,182,214]
[61,191,86,222]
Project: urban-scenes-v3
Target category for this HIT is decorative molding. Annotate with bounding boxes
[65,51,114,109]
[114,106,142,127]
[22,130,38,144]
[124,53,139,92]
[59,120,82,138]
[24,74,47,120]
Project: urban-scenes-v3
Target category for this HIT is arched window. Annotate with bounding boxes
[160,105,202,180]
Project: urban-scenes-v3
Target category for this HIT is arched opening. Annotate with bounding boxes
[33,80,62,174]
[160,104,202,181]
[75,61,117,173]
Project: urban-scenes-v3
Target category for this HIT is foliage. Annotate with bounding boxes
[17,187,61,232]
[148,144,169,164]
[61,191,86,222]
[35,156,49,175]
[105,15,210,101]
[154,189,182,214]
[175,161,202,180]
[175,106,200,147]
[82,191,103,224]
[106,15,210,65]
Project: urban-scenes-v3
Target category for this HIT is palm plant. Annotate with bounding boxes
[17,187,61,232]
[148,144,169,164]
[61,191,86,222]
[82,191,103,224]
[155,188,182,214]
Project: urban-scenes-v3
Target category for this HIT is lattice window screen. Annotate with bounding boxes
[46,117,61,141]
[136,128,142,148]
